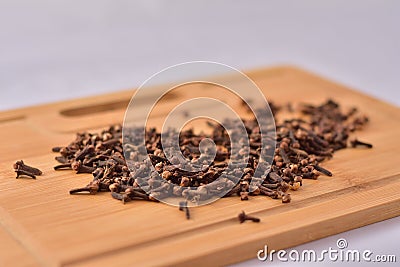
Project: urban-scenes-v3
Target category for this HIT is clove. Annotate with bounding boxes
[238,211,260,223]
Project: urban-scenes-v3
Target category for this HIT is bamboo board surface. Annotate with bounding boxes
[0,66,399,267]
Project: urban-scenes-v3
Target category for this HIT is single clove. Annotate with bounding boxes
[179,201,190,220]
[13,160,42,176]
[238,211,260,223]
[350,138,373,148]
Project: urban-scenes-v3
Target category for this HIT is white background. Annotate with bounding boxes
[0,1,399,266]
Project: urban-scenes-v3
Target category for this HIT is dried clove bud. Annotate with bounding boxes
[238,211,260,223]
[13,160,42,176]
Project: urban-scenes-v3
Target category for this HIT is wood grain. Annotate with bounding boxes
[0,66,399,267]
[0,226,40,267]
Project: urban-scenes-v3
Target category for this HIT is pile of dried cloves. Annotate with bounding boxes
[53,99,372,205]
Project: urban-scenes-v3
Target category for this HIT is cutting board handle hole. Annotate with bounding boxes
[0,115,26,123]
[60,100,130,117]
[59,92,178,117]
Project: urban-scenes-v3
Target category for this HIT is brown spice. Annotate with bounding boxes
[238,211,260,223]
[13,160,42,179]
[52,99,371,206]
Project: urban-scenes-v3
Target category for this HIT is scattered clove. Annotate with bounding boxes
[13,160,42,179]
[238,211,260,223]
[350,138,373,148]
[179,201,191,220]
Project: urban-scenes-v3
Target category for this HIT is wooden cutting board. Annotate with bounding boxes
[0,66,399,267]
